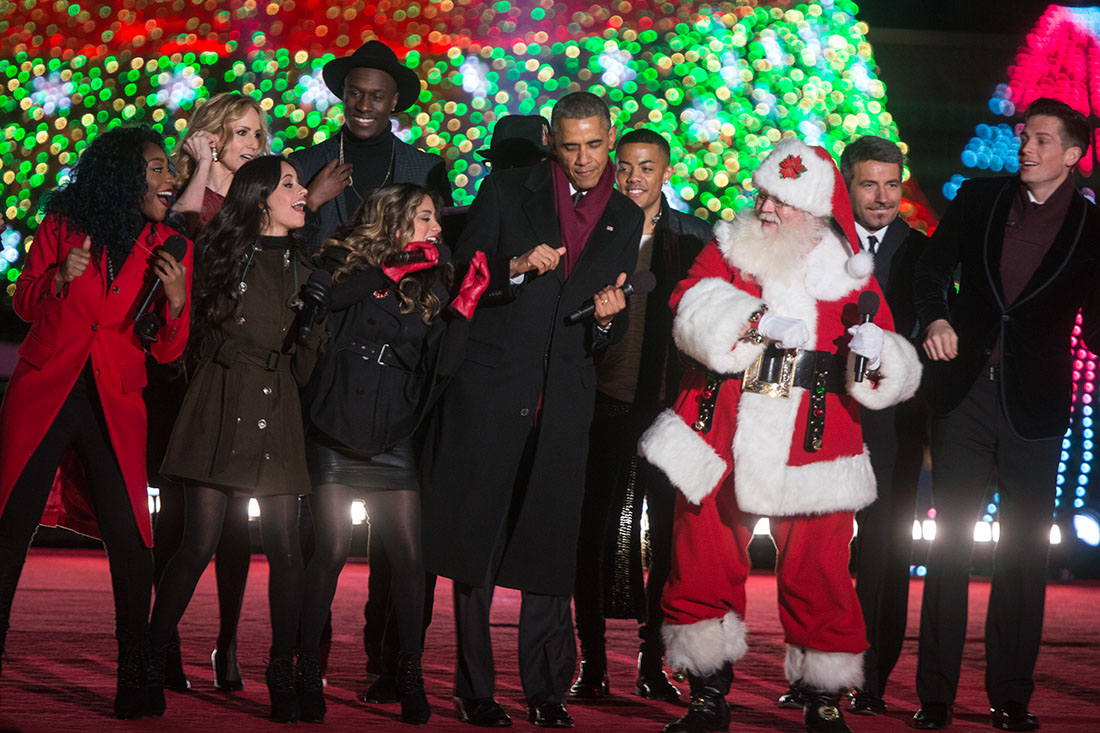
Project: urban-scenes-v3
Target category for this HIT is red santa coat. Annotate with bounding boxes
[0,214,192,547]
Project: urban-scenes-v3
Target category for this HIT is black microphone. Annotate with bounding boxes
[853,290,881,383]
[384,249,431,265]
[566,270,658,324]
[297,268,332,343]
[134,234,189,344]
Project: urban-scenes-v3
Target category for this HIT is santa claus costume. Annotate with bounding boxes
[639,138,921,732]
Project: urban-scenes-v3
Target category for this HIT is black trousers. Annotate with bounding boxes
[853,396,925,697]
[0,371,151,649]
[916,376,1060,707]
[573,407,675,660]
[452,428,575,706]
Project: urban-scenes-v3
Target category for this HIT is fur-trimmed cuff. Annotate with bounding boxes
[784,646,864,692]
[673,278,767,374]
[846,331,922,410]
[663,611,748,677]
[639,410,727,505]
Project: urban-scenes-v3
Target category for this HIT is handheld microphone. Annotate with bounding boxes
[297,269,332,344]
[134,234,189,344]
[566,270,657,324]
[853,290,881,383]
[384,250,431,265]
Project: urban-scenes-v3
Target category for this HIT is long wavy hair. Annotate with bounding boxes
[40,125,165,267]
[190,155,305,347]
[173,93,271,189]
[323,183,451,324]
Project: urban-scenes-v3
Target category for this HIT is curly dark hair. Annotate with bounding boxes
[40,125,166,267]
[190,155,306,347]
[323,182,451,324]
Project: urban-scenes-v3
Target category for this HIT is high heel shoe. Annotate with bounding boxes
[212,641,243,692]
[265,654,299,724]
[114,634,146,720]
[144,638,167,718]
[295,652,326,723]
[396,650,431,725]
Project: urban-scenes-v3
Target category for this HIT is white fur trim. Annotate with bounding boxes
[803,230,870,301]
[663,611,748,677]
[751,138,834,218]
[846,331,923,410]
[639,410,728,505]
[846,250,874,279]
[673,278,767,374]
[785,646,864,692]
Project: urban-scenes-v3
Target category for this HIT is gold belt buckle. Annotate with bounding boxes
[741,348,798,399]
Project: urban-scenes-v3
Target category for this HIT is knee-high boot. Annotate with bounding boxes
[662,662,733,733]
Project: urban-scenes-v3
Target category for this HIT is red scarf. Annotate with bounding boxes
[551,158,615,278]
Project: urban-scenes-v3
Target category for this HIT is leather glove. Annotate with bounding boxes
[382,241,439,283]
[296,269,331,344]
[450,251,490,319]
[757,312,810,349]
[848,322,884,370]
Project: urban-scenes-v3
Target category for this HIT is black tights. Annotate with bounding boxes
[150,486,303,656]
[301,485,424,657]
[153,489,251,651]
[0,374,151,653]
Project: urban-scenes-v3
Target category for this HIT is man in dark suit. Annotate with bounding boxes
[569,128,710,704]
[912,97,1100,731]
[839,136,927,716]
[420,92,643,728]
[289,40,452,252]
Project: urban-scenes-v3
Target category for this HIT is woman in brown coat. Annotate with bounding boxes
[148,155,323,723]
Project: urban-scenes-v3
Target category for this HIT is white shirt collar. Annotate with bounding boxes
[854,221,888,251]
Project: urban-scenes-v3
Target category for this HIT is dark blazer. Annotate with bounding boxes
[914,176,1100,440]
[289,134,452,252]
[873,217,928,343]
[420,159,643,596]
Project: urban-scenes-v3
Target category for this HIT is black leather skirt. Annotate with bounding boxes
[305,430,418,493]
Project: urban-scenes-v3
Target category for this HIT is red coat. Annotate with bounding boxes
[0,214,192,546]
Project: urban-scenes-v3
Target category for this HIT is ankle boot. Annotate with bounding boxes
[265,654,299,723]
[803,689,851,733]
[164,628,190,691]
[662,663,732,733]
[212,638,243,692]
[569,649,609,698]
[395,650,431,725]
[144,638,168,718]
[295,652,326,723]
[115,634,146,720]
[636,642,680,703]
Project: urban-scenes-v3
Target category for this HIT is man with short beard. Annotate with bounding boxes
[639,138,922,733]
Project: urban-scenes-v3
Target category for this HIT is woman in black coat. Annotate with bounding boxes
[298,183,487,724]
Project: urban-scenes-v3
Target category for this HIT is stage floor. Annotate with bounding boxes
[1,548,1098,731]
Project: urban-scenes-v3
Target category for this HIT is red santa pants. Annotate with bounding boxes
[661,480,868,668]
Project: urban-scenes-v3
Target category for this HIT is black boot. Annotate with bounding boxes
[803,689,851,733]
[635,642,680,703]
[164,628,190,691]
[568,649,609,699]
[212,638,243,692]
[779,679,809,708]
[144,638,168,718]
[662,663,732,733]
[395,650,431,725]
[114,634,146,720]
[295,652,326,723]
[266,654,299,723]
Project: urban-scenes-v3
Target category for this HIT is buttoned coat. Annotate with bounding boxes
[914,176,1100,440]
[419,160,643,597]
[0,215,192,547]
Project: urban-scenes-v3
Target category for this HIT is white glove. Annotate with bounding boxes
[757,312,810,349]
[848,322,884,370]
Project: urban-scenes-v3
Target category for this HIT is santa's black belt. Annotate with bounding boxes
[693,346,845,453]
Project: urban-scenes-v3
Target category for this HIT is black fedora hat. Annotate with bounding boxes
[477,115,552,162]
[322,40,421,112]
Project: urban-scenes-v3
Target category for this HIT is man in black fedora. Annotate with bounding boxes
[290,39,452,252]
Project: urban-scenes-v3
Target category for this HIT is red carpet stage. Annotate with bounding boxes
[2,548,1098,731]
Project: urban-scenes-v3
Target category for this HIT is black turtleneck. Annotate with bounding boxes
[341,127,396,213]
[258,234,293,251]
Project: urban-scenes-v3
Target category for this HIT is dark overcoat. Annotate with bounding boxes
[419,160,643,597]
[289,134,452,252]
[913,176,1100,440]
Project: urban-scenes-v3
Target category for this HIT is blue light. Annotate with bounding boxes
[1076,487,1086,497]
[1059,462,1067,472]
[987,503,997,513]
[1085,429,1095,440]
[1061,451,1070,461]
[1057,474,1065,485]
[1063,438,1072,450]
[1084,417,1094,429]
[1084,405,1094,417]
[1086,451,1095,462]
[1056,486,1063,496]
[1086,440,1095,451]
[1075,498,1085,508]
[915,565,927,577]
[1074,512,1100,547]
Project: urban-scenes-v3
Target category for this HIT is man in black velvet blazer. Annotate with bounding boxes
[419,92,642,728]
[911,98,1100,731]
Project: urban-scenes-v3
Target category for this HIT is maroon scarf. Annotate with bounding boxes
[551,158,615,277]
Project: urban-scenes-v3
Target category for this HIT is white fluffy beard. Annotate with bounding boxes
[724,209,827,287]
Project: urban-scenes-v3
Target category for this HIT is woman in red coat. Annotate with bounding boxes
[0,125,191,719]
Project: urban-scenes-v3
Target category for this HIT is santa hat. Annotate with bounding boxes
[752,137,873,279]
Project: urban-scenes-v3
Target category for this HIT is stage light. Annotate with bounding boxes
[1075,510,1100,546]
[974,521,993,543]
[351,500,368,526]
[248,498,260,519]
[921,518,936,541]
[912,519,922,540]
[1051,524,1062,545]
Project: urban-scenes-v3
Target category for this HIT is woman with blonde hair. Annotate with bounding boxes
[297,183,488,724]
[147,91,270,693]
